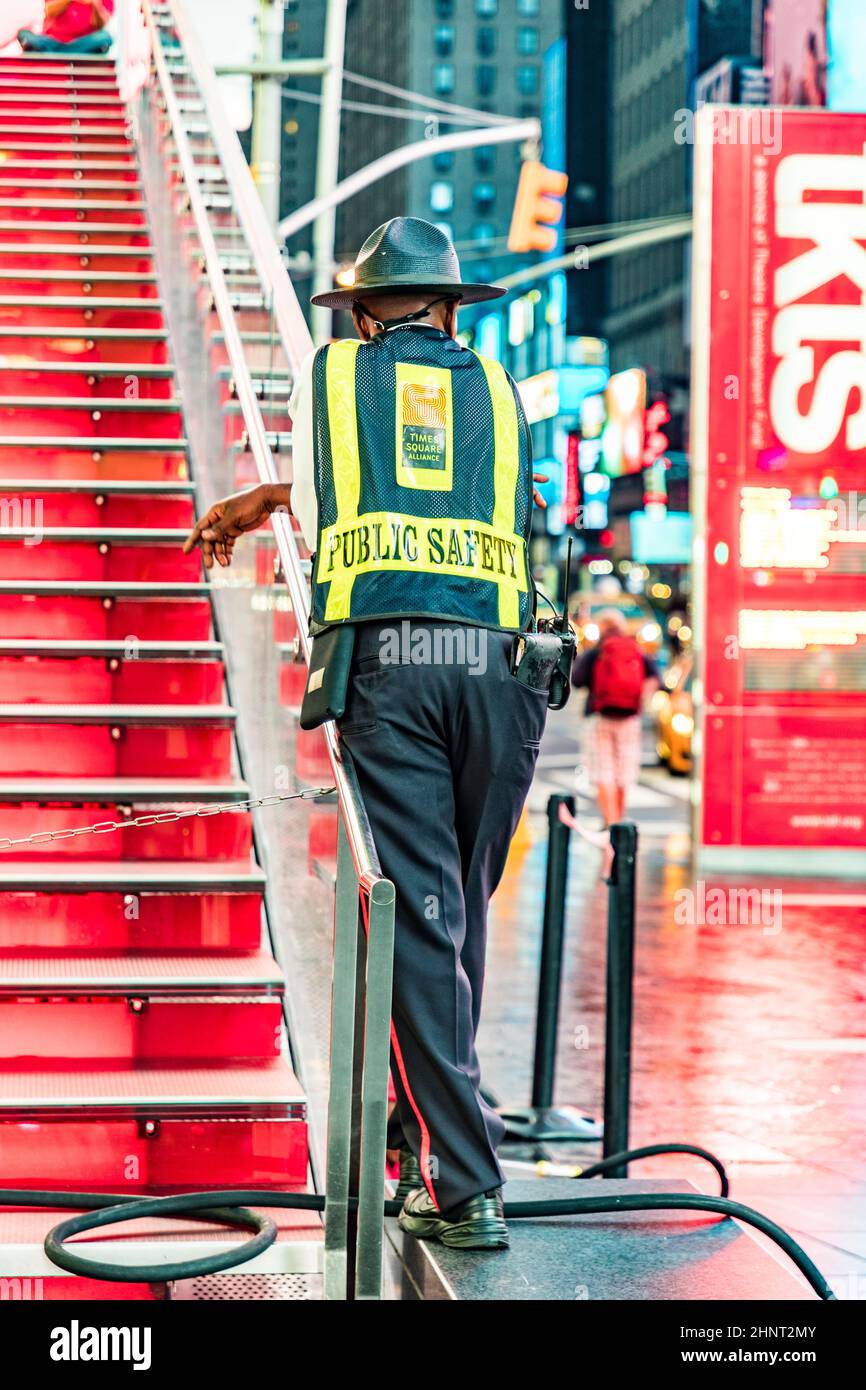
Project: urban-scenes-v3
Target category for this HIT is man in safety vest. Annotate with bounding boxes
[185,218,549,1251]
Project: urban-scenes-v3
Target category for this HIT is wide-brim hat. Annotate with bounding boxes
[311,216,506,309]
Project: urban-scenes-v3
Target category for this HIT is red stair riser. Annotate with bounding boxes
[0,450,186,479]
[0,227,147,247]
[0,404,180,434]
[279,659,307,708]
[0,808,251,861]
[0,659,224,704]
[11,497,194,527]
[0,596,212,641]
[0,306,164,330]
[0,1277,165,1301]
[0,186,141,203]
[0,334,170,365]
[0,997,282,1064]
[0,726,233,778]
[0,1117,308,1191]
[296,727,332,782]
[0,545,199,583]
[0,277,158,298]
[0,372,173,400]
[0,205,144,224]
[0,891,263,950]
[0,133,131,148]
[0,251,150,274]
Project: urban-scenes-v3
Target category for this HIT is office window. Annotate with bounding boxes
[430,181,454,213]
[473,181,496,211]
[472,223,496,249]
[475,144,496,173]
[477,25,496,56]
[433,63,455,95]
[517,26,538,55]
[476,0,498,14]
[434,24,455,56]
[516,65,539,96]
[518,102,538,120]
[517,0,539,13]
[432,149,455,174]
[476,63,497,97]
[435,0,454,14]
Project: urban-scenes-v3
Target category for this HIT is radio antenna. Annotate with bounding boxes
[558,538,573,632]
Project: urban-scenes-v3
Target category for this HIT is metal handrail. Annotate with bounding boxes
[169,0,312,377]
[143,0,383,896]
[142,1,396,1301]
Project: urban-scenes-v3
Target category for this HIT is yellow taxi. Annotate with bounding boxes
[653,655,694,775]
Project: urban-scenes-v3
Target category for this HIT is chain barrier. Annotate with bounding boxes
[0,785,337,852]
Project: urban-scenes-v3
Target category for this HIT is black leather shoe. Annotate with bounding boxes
[394,1146,423,1203]
[398,1187,509,1250]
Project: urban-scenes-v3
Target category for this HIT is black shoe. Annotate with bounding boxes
[398,1187,509,1250]
[394,1146,423,1204]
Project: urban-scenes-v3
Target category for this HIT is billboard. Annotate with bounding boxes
[764,0,828,106]
[691,107,866,874]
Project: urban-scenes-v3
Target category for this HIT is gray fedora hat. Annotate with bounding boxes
[311,216,506,309]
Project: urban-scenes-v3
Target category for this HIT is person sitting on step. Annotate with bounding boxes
[19,0,114,55]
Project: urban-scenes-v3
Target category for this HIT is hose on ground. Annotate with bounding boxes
[0,1140,834,1299]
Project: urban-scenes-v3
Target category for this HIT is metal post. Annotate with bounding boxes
[323,817,360,1299]
[311,0,348,344]
[602,821,638,1177]
[354,878,396,1300]
[497,793,601,1143]
[250,0,284,228]
[531,793,575,1110]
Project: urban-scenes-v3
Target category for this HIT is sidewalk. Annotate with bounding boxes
[481,702,866,1298]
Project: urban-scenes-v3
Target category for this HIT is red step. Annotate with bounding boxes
[0,640,223,702]
[0,857,266,947]
[0,703,235,777]
[0,479,193,525]
[0,953,283,1063]
[0,1062,307,1192]
[0,777,251,861]
[0,582,211,640]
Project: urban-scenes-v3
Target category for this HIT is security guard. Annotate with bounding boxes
[185,219,549,1251]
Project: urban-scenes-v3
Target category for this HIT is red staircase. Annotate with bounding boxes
[0,50,313,1298]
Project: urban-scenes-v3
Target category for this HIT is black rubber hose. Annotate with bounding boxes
[577,1144,730,1197]
[0,1178,834,1299]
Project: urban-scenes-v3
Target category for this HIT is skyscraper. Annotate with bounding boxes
[335,0,563,291]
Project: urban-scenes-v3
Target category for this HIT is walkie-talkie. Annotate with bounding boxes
[539,538,576,710]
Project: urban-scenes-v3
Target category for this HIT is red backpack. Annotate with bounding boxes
[591,634,645,713]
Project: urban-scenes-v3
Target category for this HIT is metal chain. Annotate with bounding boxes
[0,785,337,852]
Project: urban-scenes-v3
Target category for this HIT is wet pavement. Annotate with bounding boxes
[480,700,866,1298]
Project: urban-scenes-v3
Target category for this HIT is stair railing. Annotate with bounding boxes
[141,0,395,1302]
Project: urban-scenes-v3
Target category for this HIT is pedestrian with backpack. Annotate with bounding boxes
[572,608,660,827]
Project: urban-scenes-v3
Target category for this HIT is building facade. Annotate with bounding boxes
[335,0,563,290]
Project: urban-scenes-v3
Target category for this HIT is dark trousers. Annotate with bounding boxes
[339,620,547,1212]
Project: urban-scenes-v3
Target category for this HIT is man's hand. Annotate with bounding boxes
[532,472,549,509]
[183,483,290,569]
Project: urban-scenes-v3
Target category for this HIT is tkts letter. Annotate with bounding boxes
[770,146,866,454]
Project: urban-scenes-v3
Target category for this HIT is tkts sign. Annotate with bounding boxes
[691,109,866,874]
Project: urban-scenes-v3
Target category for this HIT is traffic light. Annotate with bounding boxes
[508,160,568,253]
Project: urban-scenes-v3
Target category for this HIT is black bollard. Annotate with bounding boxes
[602,821,638,1176]
[531,793,575,1110]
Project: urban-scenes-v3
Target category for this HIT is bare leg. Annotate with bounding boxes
[597,781,617,827]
